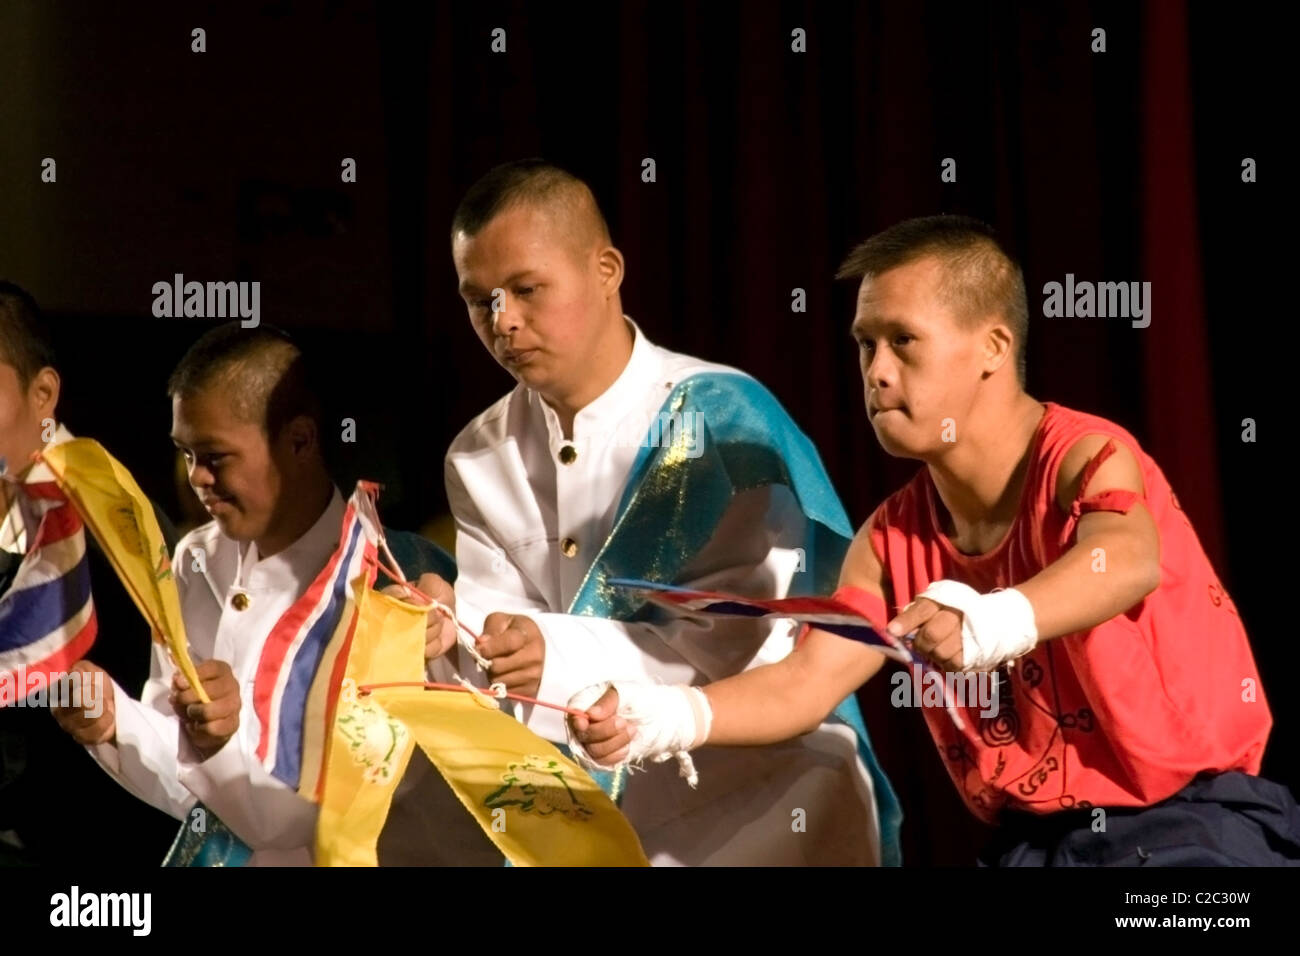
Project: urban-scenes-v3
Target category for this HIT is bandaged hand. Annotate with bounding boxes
[887,580,1038,672]
[566,681,712,787]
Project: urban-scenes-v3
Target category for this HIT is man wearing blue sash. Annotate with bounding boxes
[443,160,901,865]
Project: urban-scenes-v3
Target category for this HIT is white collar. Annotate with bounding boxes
[534,317,662,440]
[229,486,346,593]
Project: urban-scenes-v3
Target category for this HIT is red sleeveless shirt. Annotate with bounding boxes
[843,402,1270,822]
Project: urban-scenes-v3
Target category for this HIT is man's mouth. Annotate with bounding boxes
[869,404,906,419]
[501,348,538,366]
[202,496,235,515]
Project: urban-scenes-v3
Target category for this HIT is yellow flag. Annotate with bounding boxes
[39,438,207,702]
[315,582,648,866]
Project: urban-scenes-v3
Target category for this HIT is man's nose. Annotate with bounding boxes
[188,460,214,489]
[866,349,894,390]
[491,301,523,336]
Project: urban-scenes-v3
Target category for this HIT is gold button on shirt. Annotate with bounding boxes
[560,537,579,558]
[558,445,577,465]
[230,592,251,611]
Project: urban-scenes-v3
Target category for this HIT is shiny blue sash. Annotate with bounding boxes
[162,804,252,867]
[565,372,902,866]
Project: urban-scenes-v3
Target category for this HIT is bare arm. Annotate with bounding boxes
[704,527,889,744]
[572,523,890,760]
[896,434,1162,671]
[1018,435,1160,640]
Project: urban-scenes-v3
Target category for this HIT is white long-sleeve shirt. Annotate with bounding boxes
[89,490,348,866]
[446,319,883,865]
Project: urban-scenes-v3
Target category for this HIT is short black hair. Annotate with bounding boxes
[837,215,1029,384]
[167,322,321,438]
[450,158,610,243]
[0,281,57,389]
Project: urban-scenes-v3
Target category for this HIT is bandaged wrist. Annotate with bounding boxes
[914,580,1038,672]
[566,681,713,786]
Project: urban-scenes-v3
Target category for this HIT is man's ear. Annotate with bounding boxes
[284,415,319,458]
[28,366,61,419]
[981,321,1015,377]
[597,245,625,297]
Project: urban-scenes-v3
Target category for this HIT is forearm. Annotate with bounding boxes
[1017,522,1160,641]
[702,663,827,745]
[704,630,885,745]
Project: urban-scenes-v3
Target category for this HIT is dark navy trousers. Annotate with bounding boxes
[979,772,1300,866]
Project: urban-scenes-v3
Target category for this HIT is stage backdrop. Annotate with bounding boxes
[0,0,1281,865]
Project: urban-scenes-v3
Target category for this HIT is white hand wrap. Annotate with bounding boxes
[914,580,1038,672]
[566,681,713,787]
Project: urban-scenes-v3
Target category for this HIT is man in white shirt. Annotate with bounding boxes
[442,160,899,865]
[54,323,469,865]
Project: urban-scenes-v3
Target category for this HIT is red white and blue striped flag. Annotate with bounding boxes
[606,577,921,663]
[0,480,97,706]
[608,578,971,727]
[252,482,384,794]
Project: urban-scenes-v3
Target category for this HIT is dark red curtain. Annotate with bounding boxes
[1141,0,1222,567]
[6,0,1279,865]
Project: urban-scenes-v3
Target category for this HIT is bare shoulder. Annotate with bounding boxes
[1055,432,1146,513]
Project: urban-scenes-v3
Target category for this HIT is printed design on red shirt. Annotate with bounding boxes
[944,644,1100,814]
[877,404,1271,821]
[977,669,1018,747]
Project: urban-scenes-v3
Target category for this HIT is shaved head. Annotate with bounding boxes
[450,159,631,426]
[167,323,319,437]
[451,159,612,265]
[838,215,1028,384]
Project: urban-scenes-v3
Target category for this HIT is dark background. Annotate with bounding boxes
[0,0,1282,865]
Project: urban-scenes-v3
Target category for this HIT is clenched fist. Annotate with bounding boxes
[888,598,966,671]
[171,659,241,759]
[478,613,546,697]
[52,660,116,746]
[568,687,629,766]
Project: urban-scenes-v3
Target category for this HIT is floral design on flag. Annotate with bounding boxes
[484,755,594,821]
[336,680,409,783]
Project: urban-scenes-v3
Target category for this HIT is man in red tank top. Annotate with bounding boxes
[569,215,1298,865]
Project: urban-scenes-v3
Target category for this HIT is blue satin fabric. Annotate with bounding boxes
[163,377,905,865]
[567,372,903,866]
[162,804,252,867]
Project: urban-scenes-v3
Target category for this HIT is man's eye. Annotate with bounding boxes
[894,334,913,347]
[515,286,534,297]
